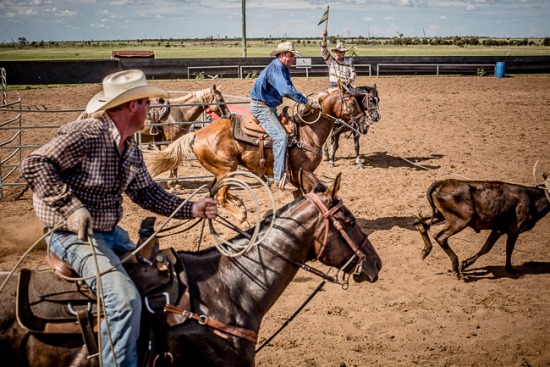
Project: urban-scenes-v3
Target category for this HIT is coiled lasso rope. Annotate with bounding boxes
[209,170,277,257]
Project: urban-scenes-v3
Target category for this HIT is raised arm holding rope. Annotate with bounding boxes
[20,69,217,367]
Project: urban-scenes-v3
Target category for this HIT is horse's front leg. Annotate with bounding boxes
[216,186,248,225]
[353,134,364,169]
[328,134,338,167]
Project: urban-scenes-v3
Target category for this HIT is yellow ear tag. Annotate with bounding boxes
[130,165,134,172]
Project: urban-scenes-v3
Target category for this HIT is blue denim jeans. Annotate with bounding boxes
[47,226,141,367]
[249,103,287,182]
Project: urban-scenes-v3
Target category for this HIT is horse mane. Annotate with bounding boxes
[174,196,312,257]
[350,85,373,98]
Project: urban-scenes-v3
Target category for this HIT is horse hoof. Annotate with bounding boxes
[356,164,364,170]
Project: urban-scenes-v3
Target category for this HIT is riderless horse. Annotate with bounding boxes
[0,170,382,367]
[146,81,369,223]
[323,84,381,169]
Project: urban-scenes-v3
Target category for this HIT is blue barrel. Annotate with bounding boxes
[495,62,506,78]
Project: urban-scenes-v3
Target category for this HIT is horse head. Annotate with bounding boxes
[352,84,381,124]
[321,81,370,135]
[298,169,382,283]
[202,84,232,119]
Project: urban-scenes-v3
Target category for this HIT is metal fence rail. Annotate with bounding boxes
[0,87,223,200]
[376,63,495,76]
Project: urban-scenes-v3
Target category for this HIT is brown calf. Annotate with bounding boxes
[415,172,549,277]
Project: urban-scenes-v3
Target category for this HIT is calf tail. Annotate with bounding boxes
[414,181,441,260]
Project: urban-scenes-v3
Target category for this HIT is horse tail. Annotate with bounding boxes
[145,132,196,177]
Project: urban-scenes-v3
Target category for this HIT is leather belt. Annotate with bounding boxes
[251,100,268,106]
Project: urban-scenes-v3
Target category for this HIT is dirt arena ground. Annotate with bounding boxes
[1,75,549,367]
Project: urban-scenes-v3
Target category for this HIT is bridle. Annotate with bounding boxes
[200,89,231,119]
[304,192,367,267]
[360,87,380,124]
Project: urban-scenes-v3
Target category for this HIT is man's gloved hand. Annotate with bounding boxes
[306,98,321,110]
[67,207,93,241]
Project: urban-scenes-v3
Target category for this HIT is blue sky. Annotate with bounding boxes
[1,0,549,43]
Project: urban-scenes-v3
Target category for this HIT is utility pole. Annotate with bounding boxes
[242,0,247,57]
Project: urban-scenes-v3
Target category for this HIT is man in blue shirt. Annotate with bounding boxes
[249,41,321,189]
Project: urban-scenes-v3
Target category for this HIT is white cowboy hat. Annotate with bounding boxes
[331,42,349,53]
[269,41,302,57]
[85,69,168,113]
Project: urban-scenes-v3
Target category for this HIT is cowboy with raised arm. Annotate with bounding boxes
[321,29,357,89]
[20,69,217,367]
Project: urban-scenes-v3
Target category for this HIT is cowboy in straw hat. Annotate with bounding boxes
[21,69,217,367]
[249,41,321,190]
[321,29,357,89]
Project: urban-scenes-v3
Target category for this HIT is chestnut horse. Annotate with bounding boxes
[147,82,368,222]
[324,84,381,169]
[0,170,382,367]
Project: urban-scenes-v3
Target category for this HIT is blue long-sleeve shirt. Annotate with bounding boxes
[250,58,308,108]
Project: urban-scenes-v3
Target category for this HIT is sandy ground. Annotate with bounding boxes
[1,75,549,367]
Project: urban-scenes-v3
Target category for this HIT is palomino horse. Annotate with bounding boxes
[0,170,382,367]
[147,81,368,222]
[324,84,381,169]
[77,85,231,190]
[143,85,231,189]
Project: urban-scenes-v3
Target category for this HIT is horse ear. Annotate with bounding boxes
[326,172,343,201]
[299,169,320,195]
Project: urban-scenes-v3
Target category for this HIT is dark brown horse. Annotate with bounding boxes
[147,82,368,222]
[324,84,381,169]
[0,170,382,367]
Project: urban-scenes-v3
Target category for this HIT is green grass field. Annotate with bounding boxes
[1,39,549,61]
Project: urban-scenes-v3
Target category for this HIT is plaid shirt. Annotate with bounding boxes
[21,114,193,231]
[321,42,356,86]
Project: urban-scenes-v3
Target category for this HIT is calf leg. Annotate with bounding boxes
[505,233,519,273]
[434,225,464,277]
[460,229,503,272]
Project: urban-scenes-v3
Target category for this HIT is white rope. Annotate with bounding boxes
[209,171,277,257]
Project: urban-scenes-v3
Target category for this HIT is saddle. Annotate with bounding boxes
[231,106,296,178]
[16,217,192,366]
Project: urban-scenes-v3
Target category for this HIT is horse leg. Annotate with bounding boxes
[328,134,338,167]
[353,134,364,169]
[323,142,330,161]
[167,166,184,192]
[216,186,248,225]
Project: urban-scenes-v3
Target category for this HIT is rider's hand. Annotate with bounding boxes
[323,29,328,37]
[67,207,93,241]
[191,198,218,219]
[306,98,321,110]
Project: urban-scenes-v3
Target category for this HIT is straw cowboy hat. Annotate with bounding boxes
[331,42,349,53]
[269,41,302,57]
[86,69,168,113]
